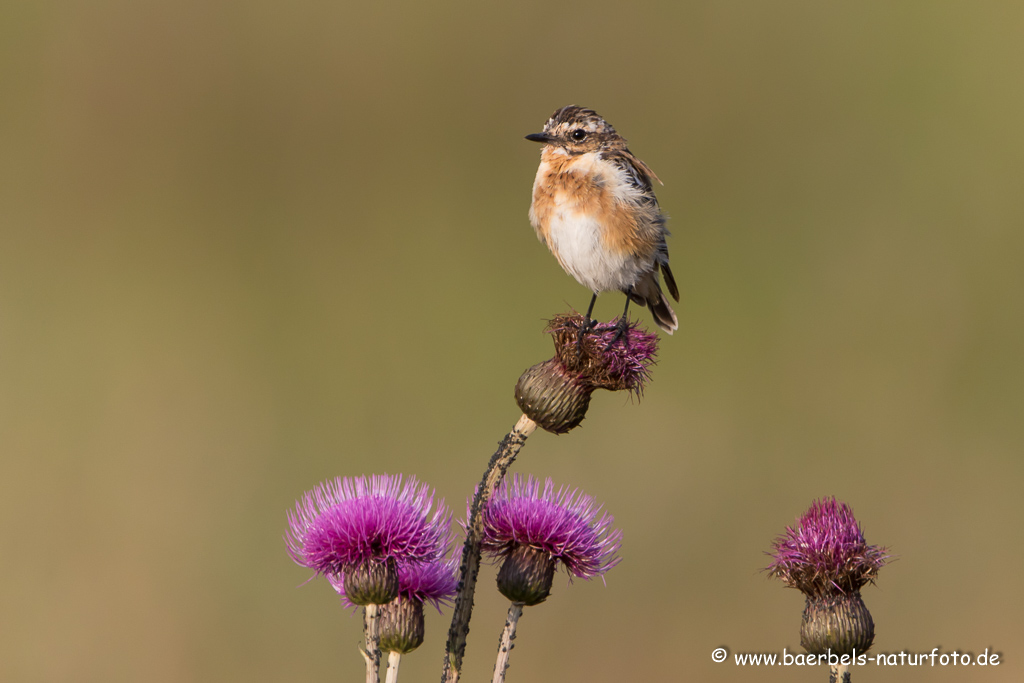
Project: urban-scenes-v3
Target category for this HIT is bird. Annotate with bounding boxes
[526,105,679,341]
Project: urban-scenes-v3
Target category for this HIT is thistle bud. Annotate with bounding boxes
[379,595,426,654]
[335,558,458,653]
[343,557,400,606]
[515,358,591,434]
[496,545,557,606]
[801,591,875,656]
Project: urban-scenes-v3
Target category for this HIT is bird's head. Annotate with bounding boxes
[525,105,624,154]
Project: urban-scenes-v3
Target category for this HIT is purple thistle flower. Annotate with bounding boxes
[479,474,621,581]
[766,497,889,596]
[396,557,459,609]
[329,558,459,611]
[285,474,453,578]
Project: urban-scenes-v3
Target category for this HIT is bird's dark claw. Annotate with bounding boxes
[602,316,631,352]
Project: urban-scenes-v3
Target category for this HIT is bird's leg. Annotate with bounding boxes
[603,289,633,351]
[575,293,599,359]
[577,293,598,342]
[583,292,598,327]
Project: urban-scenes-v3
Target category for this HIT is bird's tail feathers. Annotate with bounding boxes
[661,262,680,302]
[635,274,678,335]
[648,292,678,335]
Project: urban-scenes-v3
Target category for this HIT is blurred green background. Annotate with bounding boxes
[2,1,1022,681]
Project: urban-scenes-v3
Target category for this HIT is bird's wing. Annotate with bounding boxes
[608,148,662,190]
[606,149,663,211]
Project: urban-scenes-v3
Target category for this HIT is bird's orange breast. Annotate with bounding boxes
[530,150,655,260]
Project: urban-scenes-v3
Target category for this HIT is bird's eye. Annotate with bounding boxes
[570,129,587,141]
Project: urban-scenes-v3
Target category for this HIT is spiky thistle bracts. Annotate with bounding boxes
[479,474,621,581]
[285,474,453,578]
[766,497,889,597]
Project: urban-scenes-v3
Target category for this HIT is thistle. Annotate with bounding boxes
[286,474,452,683]
[480,474,621,682]
[443,314,654,683]
[766,497,889,682]
[515,314,658,434]
[331,558,458,683]
[286,474,451,589]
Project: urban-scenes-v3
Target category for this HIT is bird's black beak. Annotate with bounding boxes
[525,133,554,144]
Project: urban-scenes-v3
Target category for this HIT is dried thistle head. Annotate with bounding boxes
[547,314,658,397]
[515,314,658,434]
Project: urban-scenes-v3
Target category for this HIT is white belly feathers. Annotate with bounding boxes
[545,201,646,294]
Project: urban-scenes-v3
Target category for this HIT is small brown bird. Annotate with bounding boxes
[526,105,679,338]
